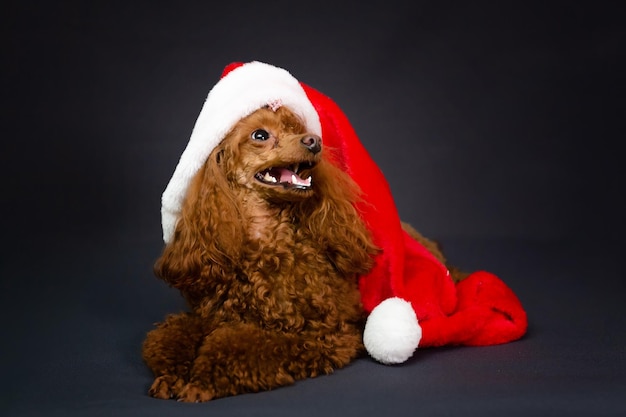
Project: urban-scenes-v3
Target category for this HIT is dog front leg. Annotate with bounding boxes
[142,312,205,399]
[177,323,362,402]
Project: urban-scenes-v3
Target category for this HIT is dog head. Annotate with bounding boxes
[215,105,323,202]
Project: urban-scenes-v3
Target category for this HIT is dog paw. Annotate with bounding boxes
[177,382,216,403]
[149,375,185,399]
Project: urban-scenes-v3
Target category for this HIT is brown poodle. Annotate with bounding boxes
[143,105,461,402]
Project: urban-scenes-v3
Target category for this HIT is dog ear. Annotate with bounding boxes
[301,159,379,277]
[154,148,245,301]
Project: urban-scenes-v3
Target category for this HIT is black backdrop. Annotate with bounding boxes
[3,1,625,416]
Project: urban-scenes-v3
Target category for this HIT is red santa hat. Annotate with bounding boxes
[161,61,528,364]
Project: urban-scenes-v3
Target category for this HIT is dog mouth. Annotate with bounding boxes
[255,162,315,190]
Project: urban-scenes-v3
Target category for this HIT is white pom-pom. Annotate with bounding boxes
[363,297,421,364]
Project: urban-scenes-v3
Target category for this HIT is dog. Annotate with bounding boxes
[143,105,406,402]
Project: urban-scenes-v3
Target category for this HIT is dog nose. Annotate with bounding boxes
[300,135,321,154]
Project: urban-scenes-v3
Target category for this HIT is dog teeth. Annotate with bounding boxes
[263,172,277,183]
[291,174,312,187]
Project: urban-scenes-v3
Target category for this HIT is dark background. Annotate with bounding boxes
[2,1,624,416]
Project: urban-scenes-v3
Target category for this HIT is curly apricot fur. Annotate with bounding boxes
[143,107,380,402]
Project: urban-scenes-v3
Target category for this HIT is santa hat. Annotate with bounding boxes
[161,61,528,364]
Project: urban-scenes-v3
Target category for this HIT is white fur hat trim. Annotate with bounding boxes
[161,61,322,243]
[363,297,422,364]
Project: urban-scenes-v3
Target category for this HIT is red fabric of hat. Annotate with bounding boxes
[301,84,527,363]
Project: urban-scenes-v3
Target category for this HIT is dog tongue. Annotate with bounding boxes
[277,168,311,187]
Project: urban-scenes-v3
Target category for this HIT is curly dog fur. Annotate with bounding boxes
[142,106,461,402]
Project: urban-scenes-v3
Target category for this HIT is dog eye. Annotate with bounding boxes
[251,129,270,141]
